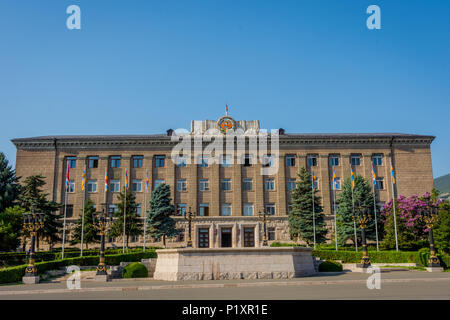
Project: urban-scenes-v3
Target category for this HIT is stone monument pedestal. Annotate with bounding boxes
[426,266,444,272]
[153,247,316,281]
[22,275,40,284]
[94,274,111,282]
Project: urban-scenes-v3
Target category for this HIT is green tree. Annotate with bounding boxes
[110,188,143,247]
[18,175,62,250]
[71,199,100,249]
[0,152,21,212]
[434,200,450,254]
[336,175,377,246]
[288,167,327,246]
[0,206,24,252]
[146,184,178,247]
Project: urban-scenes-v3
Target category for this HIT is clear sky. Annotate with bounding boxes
[0,1,449,177]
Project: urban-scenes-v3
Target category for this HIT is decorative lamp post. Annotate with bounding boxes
[420,204,441,270]
[356,203,371,268]
[258,211,269,247]
[23,204,44,284]
[93,203,113,279]
[185,207,196,247]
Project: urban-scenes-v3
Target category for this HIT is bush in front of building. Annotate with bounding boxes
[122,262,148,278]
[318,260,343,272]
[312,250,422,264]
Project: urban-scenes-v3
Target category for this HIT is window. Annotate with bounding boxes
[110,156,121,168]
[286,155,296,167]
[331,178,341,190]
[221,204,231,216]
[265,204,276,215]
[263,155,274,167]
[176,156,187,167]
[351,155,361,166]
[268,227,276,241]
[154,179,164,189]
[132,179,142,192]
[67,180,75,193]
[265,178,275,191]
[199,203,209,216]
[88,156,99,168]
[155,155,165,167]
[110,180,120,192]
[176,204,186,216]
[109,204,118,214]
[87,180,97,193]
[67,157,76,169]
[136,204,142,217]
[243,154,252,167]
[372,154,383,166]
[131,235,138,243]
[65,205,73,218]
[221,155,231,167]
[199,179,209,191]
[132,156,143,168]
[307,155,318,167]
[329,155,339,166]
[199,156,209,167]
[287,178,296,191]
[177,179,187,192]
[376,178,385,190]
[243,203,254,216]
[243,178,253,191]
[221,179,231,191]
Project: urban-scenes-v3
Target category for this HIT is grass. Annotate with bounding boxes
[378,265,426,271]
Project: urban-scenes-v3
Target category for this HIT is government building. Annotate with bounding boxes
[12,114,435,249]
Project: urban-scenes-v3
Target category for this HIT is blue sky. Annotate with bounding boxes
[0,1,449,177]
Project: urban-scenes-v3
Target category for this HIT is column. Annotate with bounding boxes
[232,158,242,216]
[277,154,287,216]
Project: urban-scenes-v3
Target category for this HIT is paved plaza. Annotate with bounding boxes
[0,271,449,300]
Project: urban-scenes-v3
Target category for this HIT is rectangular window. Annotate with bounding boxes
[243,203,254,216]
[109,204,118,214]
[221,204,232,216]
[268,227,276,241]
[221,179,231,191]
[307,155,318,167]
[136,204,142,217]
[68,180,75,193]
[199,179,209,191]
[265,204,276,215]
[176,156,187,167]
[243,227,255,247]
[65,205,73,218]
[155,155,165,167]
[110,180,120,192]
[372,154,383,166]
[329,155,339,166]
[286,155,296,167]
[243,178,253,191]
[351,155,361,166]
[199,155,209,167]
[87,180,97,193]
[199,203,209,216]
[132,179,142,192]
[287,178,296,191]
[221,155,231,167]
[176,204,186,216]
[376,178,385,190]
[110,156,121,168]
[132,156,143,168]
[88,156,99,169]
[263,155,274,167]
[177,179,187,192]
[154,179,164,189]
[243,154,252,167]
[67,157,77,169]
[265,178,275,191]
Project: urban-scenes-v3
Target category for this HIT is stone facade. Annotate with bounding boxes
[11,116,435,249]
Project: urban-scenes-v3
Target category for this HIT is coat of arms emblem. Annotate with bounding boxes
[217,116,235,134]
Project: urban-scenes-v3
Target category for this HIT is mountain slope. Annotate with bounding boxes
[434,174,450,194]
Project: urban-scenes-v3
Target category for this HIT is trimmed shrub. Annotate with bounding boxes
[318,260,343,272]
[122,262,148,278]
[312,250,421,264]
[270,242,301,247]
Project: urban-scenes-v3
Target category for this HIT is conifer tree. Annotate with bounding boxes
[146,183,178,247]
[71,199,99,249]
[0,152,21,212]
[288,167,327,245]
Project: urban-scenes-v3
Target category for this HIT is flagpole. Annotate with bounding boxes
[311,174,316,250]
[143,170,148,252]
[80,169,86,257]
[62,164,69,259]
[391,175,399,252]
[123,174,127,254]
[333,188,338,251]
[351,183,358,252]
[372,182,380,251]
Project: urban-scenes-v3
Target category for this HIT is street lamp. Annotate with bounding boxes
[23,204,44,283]
[185,207,196,247]
[93,203,113,277]
[420,204,441,269]
[258,211,269,247]
[356,203,371,268]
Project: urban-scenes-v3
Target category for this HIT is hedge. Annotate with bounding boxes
[122,262,148,278]
[0,251,157,284]
[312,250,421,264]
[318,260,343,272]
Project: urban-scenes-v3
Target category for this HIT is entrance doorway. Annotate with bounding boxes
[198,228,209,248]
[220,227,232,247]
[243,227,255,247]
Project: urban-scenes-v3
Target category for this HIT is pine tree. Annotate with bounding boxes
[336,175,377,247]
[0,152,21,212]
[110,188,143,247]
[146,183,178,247]
[0,206,24,252]
[288,167,327,246]
[71,199,100,249]
[18,175,62,250]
